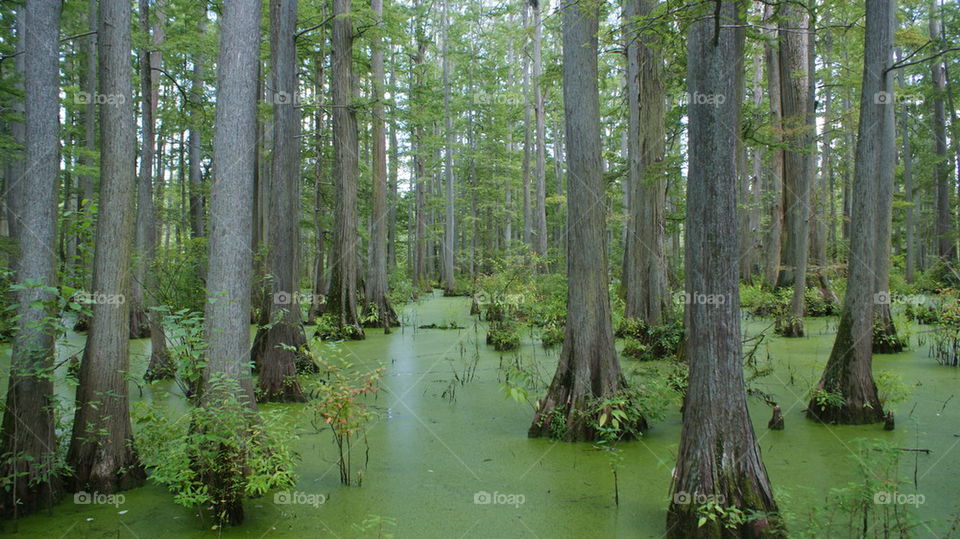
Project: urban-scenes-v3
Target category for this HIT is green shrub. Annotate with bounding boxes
[308,357,384,486]
[804,287,840,316]
[133,375,299,527]
[540,322,563,348]
[617,318,684,361]
[487,321,521,351]
[151,238,208,315]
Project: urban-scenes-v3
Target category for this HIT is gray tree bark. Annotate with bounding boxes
[529,0,639,442]
[328,0,365,338]
[441,0,456,292]
[775,3,812,337]
[138,0,174,382]
[365,0,399,328]
[761,5,783,289]
[622,0,669,325]
[68,0,146,494]
[0,1,64,518]
[807,0,893,425]
[930,0,953,261]
[188,10,207,239]
[250,0,311,402]
[667,3,780,535]
[531,0,548,263]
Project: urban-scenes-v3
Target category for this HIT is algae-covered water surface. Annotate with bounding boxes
[2,292,958,537]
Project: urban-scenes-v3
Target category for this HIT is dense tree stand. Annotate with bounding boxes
[666,2,781,536]
[528,0,644,443]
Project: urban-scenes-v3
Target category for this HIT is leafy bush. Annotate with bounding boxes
[152,308,206,395]
[151,238,208,315]
[617,318,684,361]
[740,284,785,317]
[486,320,521,351]
[540,322,564,348]
[133,375,299,527]
[308,356,384,486]
[740,283,840,318]
[804,287,840,316]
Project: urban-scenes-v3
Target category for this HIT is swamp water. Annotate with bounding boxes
[3,291,959,537]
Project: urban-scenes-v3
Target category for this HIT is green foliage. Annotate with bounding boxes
[617,317,684,361]
[874,370,911,407]
[739,283,839,319]
[0,258,15,341]
[152,308,207,400]
[486,320,521,351]
[696,499,748,531]
[783,441,923,537]
[307,355,384,486]
[808,387,846,410]
[804,287,840,317]
[132,375,299,526]
[539,322,563,348]
[313,313,350,342]
[151,238,208,314]
[499,354,548,409]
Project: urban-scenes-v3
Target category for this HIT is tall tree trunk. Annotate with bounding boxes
[411,23,428,292]
[68,0,146,494]
[329,0,365,338]
[199,0,262,524]
[807,0,893,425]
[531,0,548,263]
[529,0,642,442]
[774,3,812,337]
[0,1,65,519]
[761,5,783,289]
[388,70,400,270]
[898,53,916,283]
[667,3,780,535]
[930,0,953,261]
[188,10,207,239]
[308,50,328,324]
[441,0,456,293]
[129,2,155,341]
[77,0,97,306]
[251,0,310,402]
[522,4,532,249]
[140,0,173,381]
[365,0,399,328]
[622,0,669,324]
[872,4,904,354]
